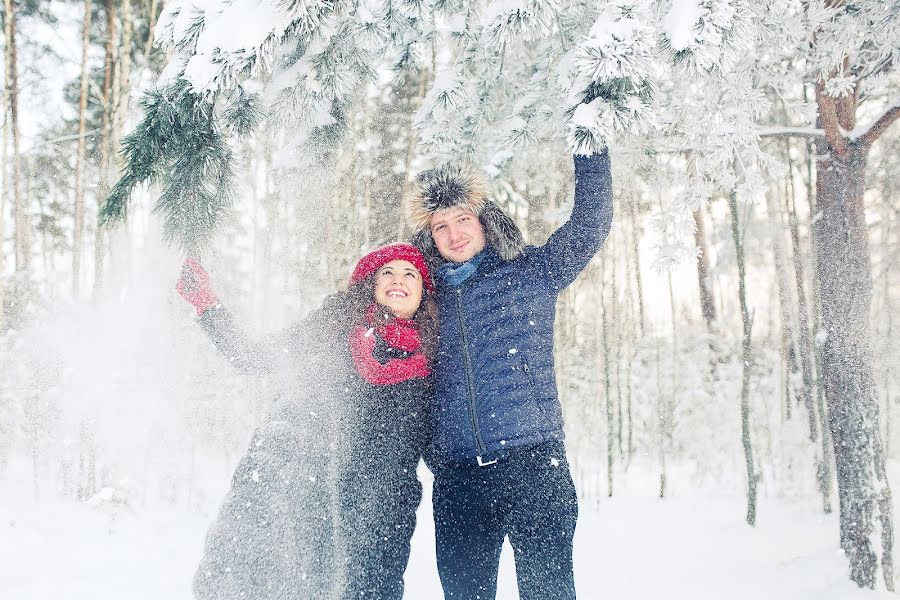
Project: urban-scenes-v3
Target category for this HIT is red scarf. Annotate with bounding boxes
[349,304,431,385]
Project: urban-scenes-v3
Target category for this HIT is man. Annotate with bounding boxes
[408,149,613,599]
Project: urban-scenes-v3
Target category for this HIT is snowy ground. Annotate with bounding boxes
[1,460,896,600]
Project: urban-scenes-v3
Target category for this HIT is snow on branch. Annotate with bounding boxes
[481,0,559,47]
[156,0,346,97]
[565,3,657,154]
[756,126,826,140]
[660,0,753,75]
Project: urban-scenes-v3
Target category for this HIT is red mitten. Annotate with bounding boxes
[176,258,218,316]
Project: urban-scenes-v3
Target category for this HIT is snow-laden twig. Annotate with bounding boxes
[565,3,657,153]
[660,0,754,75]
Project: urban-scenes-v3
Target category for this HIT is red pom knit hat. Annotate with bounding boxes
[349,242,434,293]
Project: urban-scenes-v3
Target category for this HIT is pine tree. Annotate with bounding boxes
[102,0,662,249]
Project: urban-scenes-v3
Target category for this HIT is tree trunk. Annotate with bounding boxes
[0,40,7,333]
[804,130,834,515]
[94,0,118,295]
[397,71,429,241]
[765,186,799,416]
[73,0,93,297]
[663,272,678,495]
[144,0,160,60]
[601,249,613,498]
[655,334,666,499]
[785,150,817,430]
[5,0,27,276]
[814,139,893,589]
[116,0,132,149]
[882,206,896,459]
[693,207,717,330]
[728,188,760,526]
[622,210,635,464]
[612,242,624,458]
[787,145,833,512]
[628,200,645,334]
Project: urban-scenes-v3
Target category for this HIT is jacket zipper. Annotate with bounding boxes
[455,288,488,456]
[522,356,536,386]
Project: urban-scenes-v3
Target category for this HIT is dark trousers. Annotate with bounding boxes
[432,441,578,600]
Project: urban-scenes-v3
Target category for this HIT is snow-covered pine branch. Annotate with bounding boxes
[101,81,235,255]
[157,0,346,97]
[565,2,656,154]
[481,0,559,47]
[659,0,754,75]
[108,0,409,251]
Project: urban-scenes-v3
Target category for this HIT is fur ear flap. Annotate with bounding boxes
[409,228,444,273]
[480,201,525,261]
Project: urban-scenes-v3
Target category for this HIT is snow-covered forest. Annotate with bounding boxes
[0,0,898,598]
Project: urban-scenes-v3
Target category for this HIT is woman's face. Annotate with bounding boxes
[374,259,424,319]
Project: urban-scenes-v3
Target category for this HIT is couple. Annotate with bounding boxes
[182,148,613,600]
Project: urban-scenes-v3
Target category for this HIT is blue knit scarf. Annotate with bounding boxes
[437,251,486,287]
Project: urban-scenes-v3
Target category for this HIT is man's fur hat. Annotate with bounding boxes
[406,163,525,263]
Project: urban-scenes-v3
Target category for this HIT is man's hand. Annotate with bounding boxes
[176,258,218,316]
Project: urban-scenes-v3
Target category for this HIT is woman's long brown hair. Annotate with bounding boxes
[339,274,439,362]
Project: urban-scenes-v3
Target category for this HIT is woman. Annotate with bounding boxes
[179,243,435,600]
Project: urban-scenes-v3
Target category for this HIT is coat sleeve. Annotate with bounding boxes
[196,294,347,376]
[532,149,613,291]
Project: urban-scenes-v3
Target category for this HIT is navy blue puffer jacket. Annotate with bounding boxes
[431,151,613,463]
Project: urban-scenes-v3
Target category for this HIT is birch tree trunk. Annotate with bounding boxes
[73,0,92,297]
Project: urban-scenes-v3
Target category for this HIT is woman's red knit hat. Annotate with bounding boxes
[349,242,434,293]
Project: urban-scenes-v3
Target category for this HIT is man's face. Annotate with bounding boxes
[429,207,486,263]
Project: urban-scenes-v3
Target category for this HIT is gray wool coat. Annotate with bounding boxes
[191,296,430,600]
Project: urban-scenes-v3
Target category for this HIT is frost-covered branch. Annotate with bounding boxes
[858,101,900,149]
[157,0,346,97]
[565,3,657,153]
[756,126,825,140]
[660,0,754,75]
